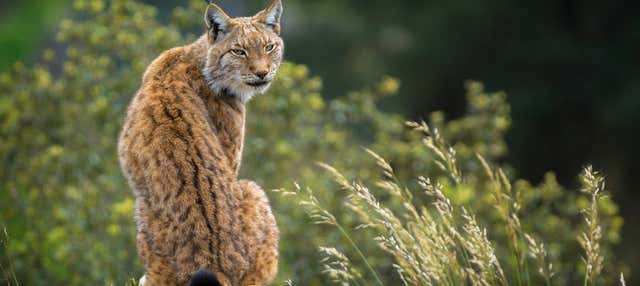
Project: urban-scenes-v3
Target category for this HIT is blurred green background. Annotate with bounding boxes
[3,0,639,197]
[0,0,638,285]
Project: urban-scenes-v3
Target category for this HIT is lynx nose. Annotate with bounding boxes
[255,71,268,80]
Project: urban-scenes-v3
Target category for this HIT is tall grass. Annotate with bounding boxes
[1,228,19,286]
[281,121,624,286]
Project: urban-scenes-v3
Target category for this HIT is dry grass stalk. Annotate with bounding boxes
[578,166,605,286]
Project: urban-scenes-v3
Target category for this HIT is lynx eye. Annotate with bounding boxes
[264,44,275,53]
[230,49,247,57]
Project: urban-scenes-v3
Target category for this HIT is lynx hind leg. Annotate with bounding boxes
[236,180,279,286]
[137,231,177,286]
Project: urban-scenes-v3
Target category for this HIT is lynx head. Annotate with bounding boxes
[202,0,284,103]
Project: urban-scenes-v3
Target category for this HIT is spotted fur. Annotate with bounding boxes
[118,1,283,285]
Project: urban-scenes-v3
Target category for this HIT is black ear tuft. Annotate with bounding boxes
[190,269,222,286]
[204,3,231,41]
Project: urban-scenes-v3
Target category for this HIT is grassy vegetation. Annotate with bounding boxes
[282,125,623,285]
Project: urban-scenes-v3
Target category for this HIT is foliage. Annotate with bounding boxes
[0,0,624,285]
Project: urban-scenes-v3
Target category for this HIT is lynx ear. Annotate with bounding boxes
[204,3,231,41]
[255,0,283,34]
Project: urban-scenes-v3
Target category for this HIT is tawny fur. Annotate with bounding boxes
[118,2,283,285]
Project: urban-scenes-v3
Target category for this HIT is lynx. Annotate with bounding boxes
[117,1,283,285]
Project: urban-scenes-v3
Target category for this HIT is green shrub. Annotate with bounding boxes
[0,0,624,285]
